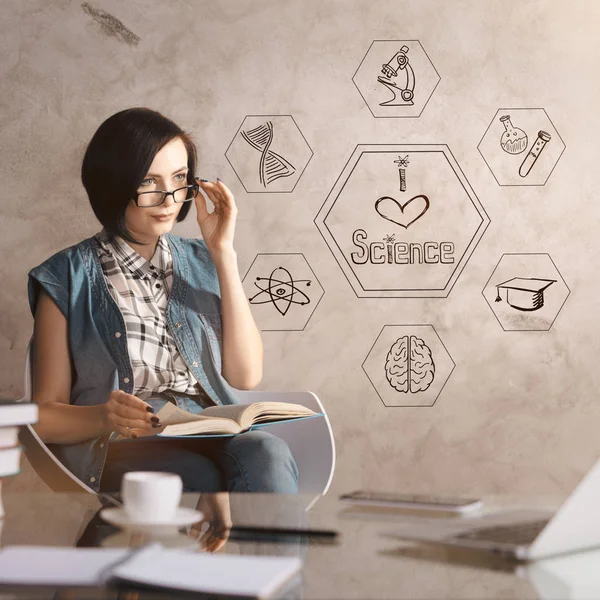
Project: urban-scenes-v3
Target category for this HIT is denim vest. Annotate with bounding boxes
[27,232,240,492]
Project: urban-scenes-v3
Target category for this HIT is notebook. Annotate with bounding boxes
[0,544,302,598]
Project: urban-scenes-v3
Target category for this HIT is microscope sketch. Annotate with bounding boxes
[377,45,416,107]
[248,266,311,316]
[241,121,296,187]
[352,40,440,118]
[385,335,435,393]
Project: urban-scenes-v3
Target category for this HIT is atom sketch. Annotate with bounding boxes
[248,266,312,316]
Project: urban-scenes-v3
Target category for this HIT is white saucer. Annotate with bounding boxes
[99,506,203,532]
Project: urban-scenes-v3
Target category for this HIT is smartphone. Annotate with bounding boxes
[339,490,483,514]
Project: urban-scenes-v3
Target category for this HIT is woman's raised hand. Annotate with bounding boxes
[104,390,161,439]
[194,178,238,255]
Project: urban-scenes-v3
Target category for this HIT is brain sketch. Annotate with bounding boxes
[385,335,435,393]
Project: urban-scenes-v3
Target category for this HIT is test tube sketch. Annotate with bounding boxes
[240,121,296,187]
[478,108,564,186]
[385,335,435,393]
[225,115,313,193]
[248,266,311,316]
[378,45,416,106]
[519,131,551,177]
[394,154,410,191]
[242,253,324,331]
[499,115,528,155]
[494,277,556,311]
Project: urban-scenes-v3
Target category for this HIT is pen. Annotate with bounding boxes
[228,525,338,538]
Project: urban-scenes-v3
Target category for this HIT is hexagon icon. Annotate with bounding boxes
[362,325,455,407]
[482,254,570,331]
[242,253,324,331]
[352,40,440,118]
[225,115,313,193]
[478,109,565,186]
[314,144,490,298]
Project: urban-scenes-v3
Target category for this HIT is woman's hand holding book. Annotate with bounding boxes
[104,391,162,440]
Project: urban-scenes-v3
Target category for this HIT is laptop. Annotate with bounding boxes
[393,458,600,561]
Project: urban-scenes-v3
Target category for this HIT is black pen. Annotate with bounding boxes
[228,525,338,539]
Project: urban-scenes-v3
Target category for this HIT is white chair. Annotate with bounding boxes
[18,337,335,502]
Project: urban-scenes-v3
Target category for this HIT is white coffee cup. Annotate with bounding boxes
[121,471,183,523]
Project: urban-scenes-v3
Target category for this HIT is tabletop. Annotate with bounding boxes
[0,490,593,599]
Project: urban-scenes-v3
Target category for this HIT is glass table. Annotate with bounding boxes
[0,489,592,599]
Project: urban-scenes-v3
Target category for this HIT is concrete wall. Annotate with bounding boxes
[2,0,599,498]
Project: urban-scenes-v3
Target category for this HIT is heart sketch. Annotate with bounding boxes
[374,194,430,229]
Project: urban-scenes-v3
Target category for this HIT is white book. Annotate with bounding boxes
[0,427,19,449]
[0,544,302,598]
[0,446,21,477]
[0,546,131,586]
[0,402,38,427]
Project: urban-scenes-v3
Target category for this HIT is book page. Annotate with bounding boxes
[200,403,253,425]
[202,402,317,430]
[154,402,208,426]
[160,417,240,436]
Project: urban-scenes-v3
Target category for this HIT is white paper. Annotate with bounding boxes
[0,546,131,585]
[111,547,302,598]
[0,544,302,598]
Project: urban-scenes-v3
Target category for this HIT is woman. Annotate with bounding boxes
[27,107,298,494]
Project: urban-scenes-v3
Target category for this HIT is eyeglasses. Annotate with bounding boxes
[134,184,200,208]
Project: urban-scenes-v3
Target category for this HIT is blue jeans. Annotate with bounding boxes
[99,390,299,493]
[99,431,299,493]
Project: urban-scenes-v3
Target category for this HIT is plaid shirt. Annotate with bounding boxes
[94,228,213,404]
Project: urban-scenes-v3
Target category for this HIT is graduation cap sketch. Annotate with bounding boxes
[495,277,557,312]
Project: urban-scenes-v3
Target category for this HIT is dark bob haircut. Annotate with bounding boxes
[81,107,197,246]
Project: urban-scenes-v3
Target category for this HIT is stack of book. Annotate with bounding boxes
[0,400,38,517]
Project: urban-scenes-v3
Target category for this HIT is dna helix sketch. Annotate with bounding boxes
[241,121,296,187]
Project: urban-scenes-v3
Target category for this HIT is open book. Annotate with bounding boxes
[154,401,322,437]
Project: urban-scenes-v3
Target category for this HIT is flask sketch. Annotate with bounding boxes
[499,115,528,155]
[519,130,552,178]
[240,121,296,187]
[377,45,415,107]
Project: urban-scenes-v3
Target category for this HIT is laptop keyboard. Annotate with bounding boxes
[453,519,550,546]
